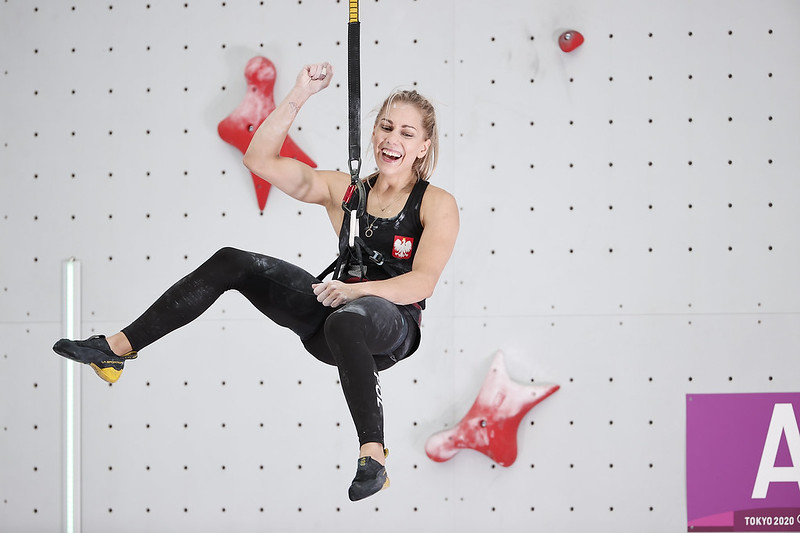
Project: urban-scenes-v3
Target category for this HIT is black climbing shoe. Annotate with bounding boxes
[348,450,390,501]
[53,335,137,384]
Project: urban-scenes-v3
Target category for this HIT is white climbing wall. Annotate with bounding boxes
[1,0,799,532]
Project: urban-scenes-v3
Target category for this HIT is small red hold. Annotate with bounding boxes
[559,30,584,53]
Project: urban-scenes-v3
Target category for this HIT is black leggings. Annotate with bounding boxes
[121,247,420,446]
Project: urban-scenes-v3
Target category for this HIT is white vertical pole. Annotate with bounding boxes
[62,258,81,533]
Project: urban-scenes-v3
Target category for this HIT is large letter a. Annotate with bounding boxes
[752,403,800,498]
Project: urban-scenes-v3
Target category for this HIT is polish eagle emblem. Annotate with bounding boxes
[393,236,414,259]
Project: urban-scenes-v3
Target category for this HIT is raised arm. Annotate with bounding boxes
[243,62,346,209]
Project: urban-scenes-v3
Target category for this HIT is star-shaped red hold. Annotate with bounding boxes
[425,350,559,466]
[218,56,316,211]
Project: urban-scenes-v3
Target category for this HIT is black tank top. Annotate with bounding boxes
[336,174,429,309]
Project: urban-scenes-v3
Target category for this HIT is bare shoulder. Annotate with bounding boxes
[421,182,458,210]
[420,182,459,227]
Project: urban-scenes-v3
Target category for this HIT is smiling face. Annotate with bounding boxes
[371,91,438,182]
[372,102,431,181]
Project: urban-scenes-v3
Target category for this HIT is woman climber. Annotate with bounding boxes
[53,62,459,501]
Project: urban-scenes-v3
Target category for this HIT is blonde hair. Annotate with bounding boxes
[373,90,439,181]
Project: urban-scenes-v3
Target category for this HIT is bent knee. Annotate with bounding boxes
[208,246,254,271]
[212,246,244,261]
[324,306,368,338]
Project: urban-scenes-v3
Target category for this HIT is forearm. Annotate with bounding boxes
[242,63,333,203]
[243,86,311,173]
[352,271,436,306]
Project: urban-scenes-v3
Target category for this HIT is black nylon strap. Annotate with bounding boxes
[348,20,361,173]
[319,1,368,281]
[344,2,366,219]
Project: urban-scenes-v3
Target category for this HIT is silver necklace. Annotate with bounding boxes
[364,180,408,238]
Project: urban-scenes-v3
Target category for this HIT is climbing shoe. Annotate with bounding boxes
[53,335,137,384]
[348,449,390,501]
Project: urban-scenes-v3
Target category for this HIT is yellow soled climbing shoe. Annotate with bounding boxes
[53,335,137,384]
[348,449,390,501]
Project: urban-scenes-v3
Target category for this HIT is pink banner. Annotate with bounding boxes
[686,393,800,532]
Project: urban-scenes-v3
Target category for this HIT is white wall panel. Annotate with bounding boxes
[2,1,799,532]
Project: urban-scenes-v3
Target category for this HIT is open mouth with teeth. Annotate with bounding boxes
[381,148,402,162]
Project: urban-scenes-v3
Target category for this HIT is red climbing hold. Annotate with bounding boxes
[218,57,316,211]
[425,350,559,467]
[558,30,584,53]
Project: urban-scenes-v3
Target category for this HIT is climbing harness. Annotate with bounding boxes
[318,0,394,282]
[344,0,364,221]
